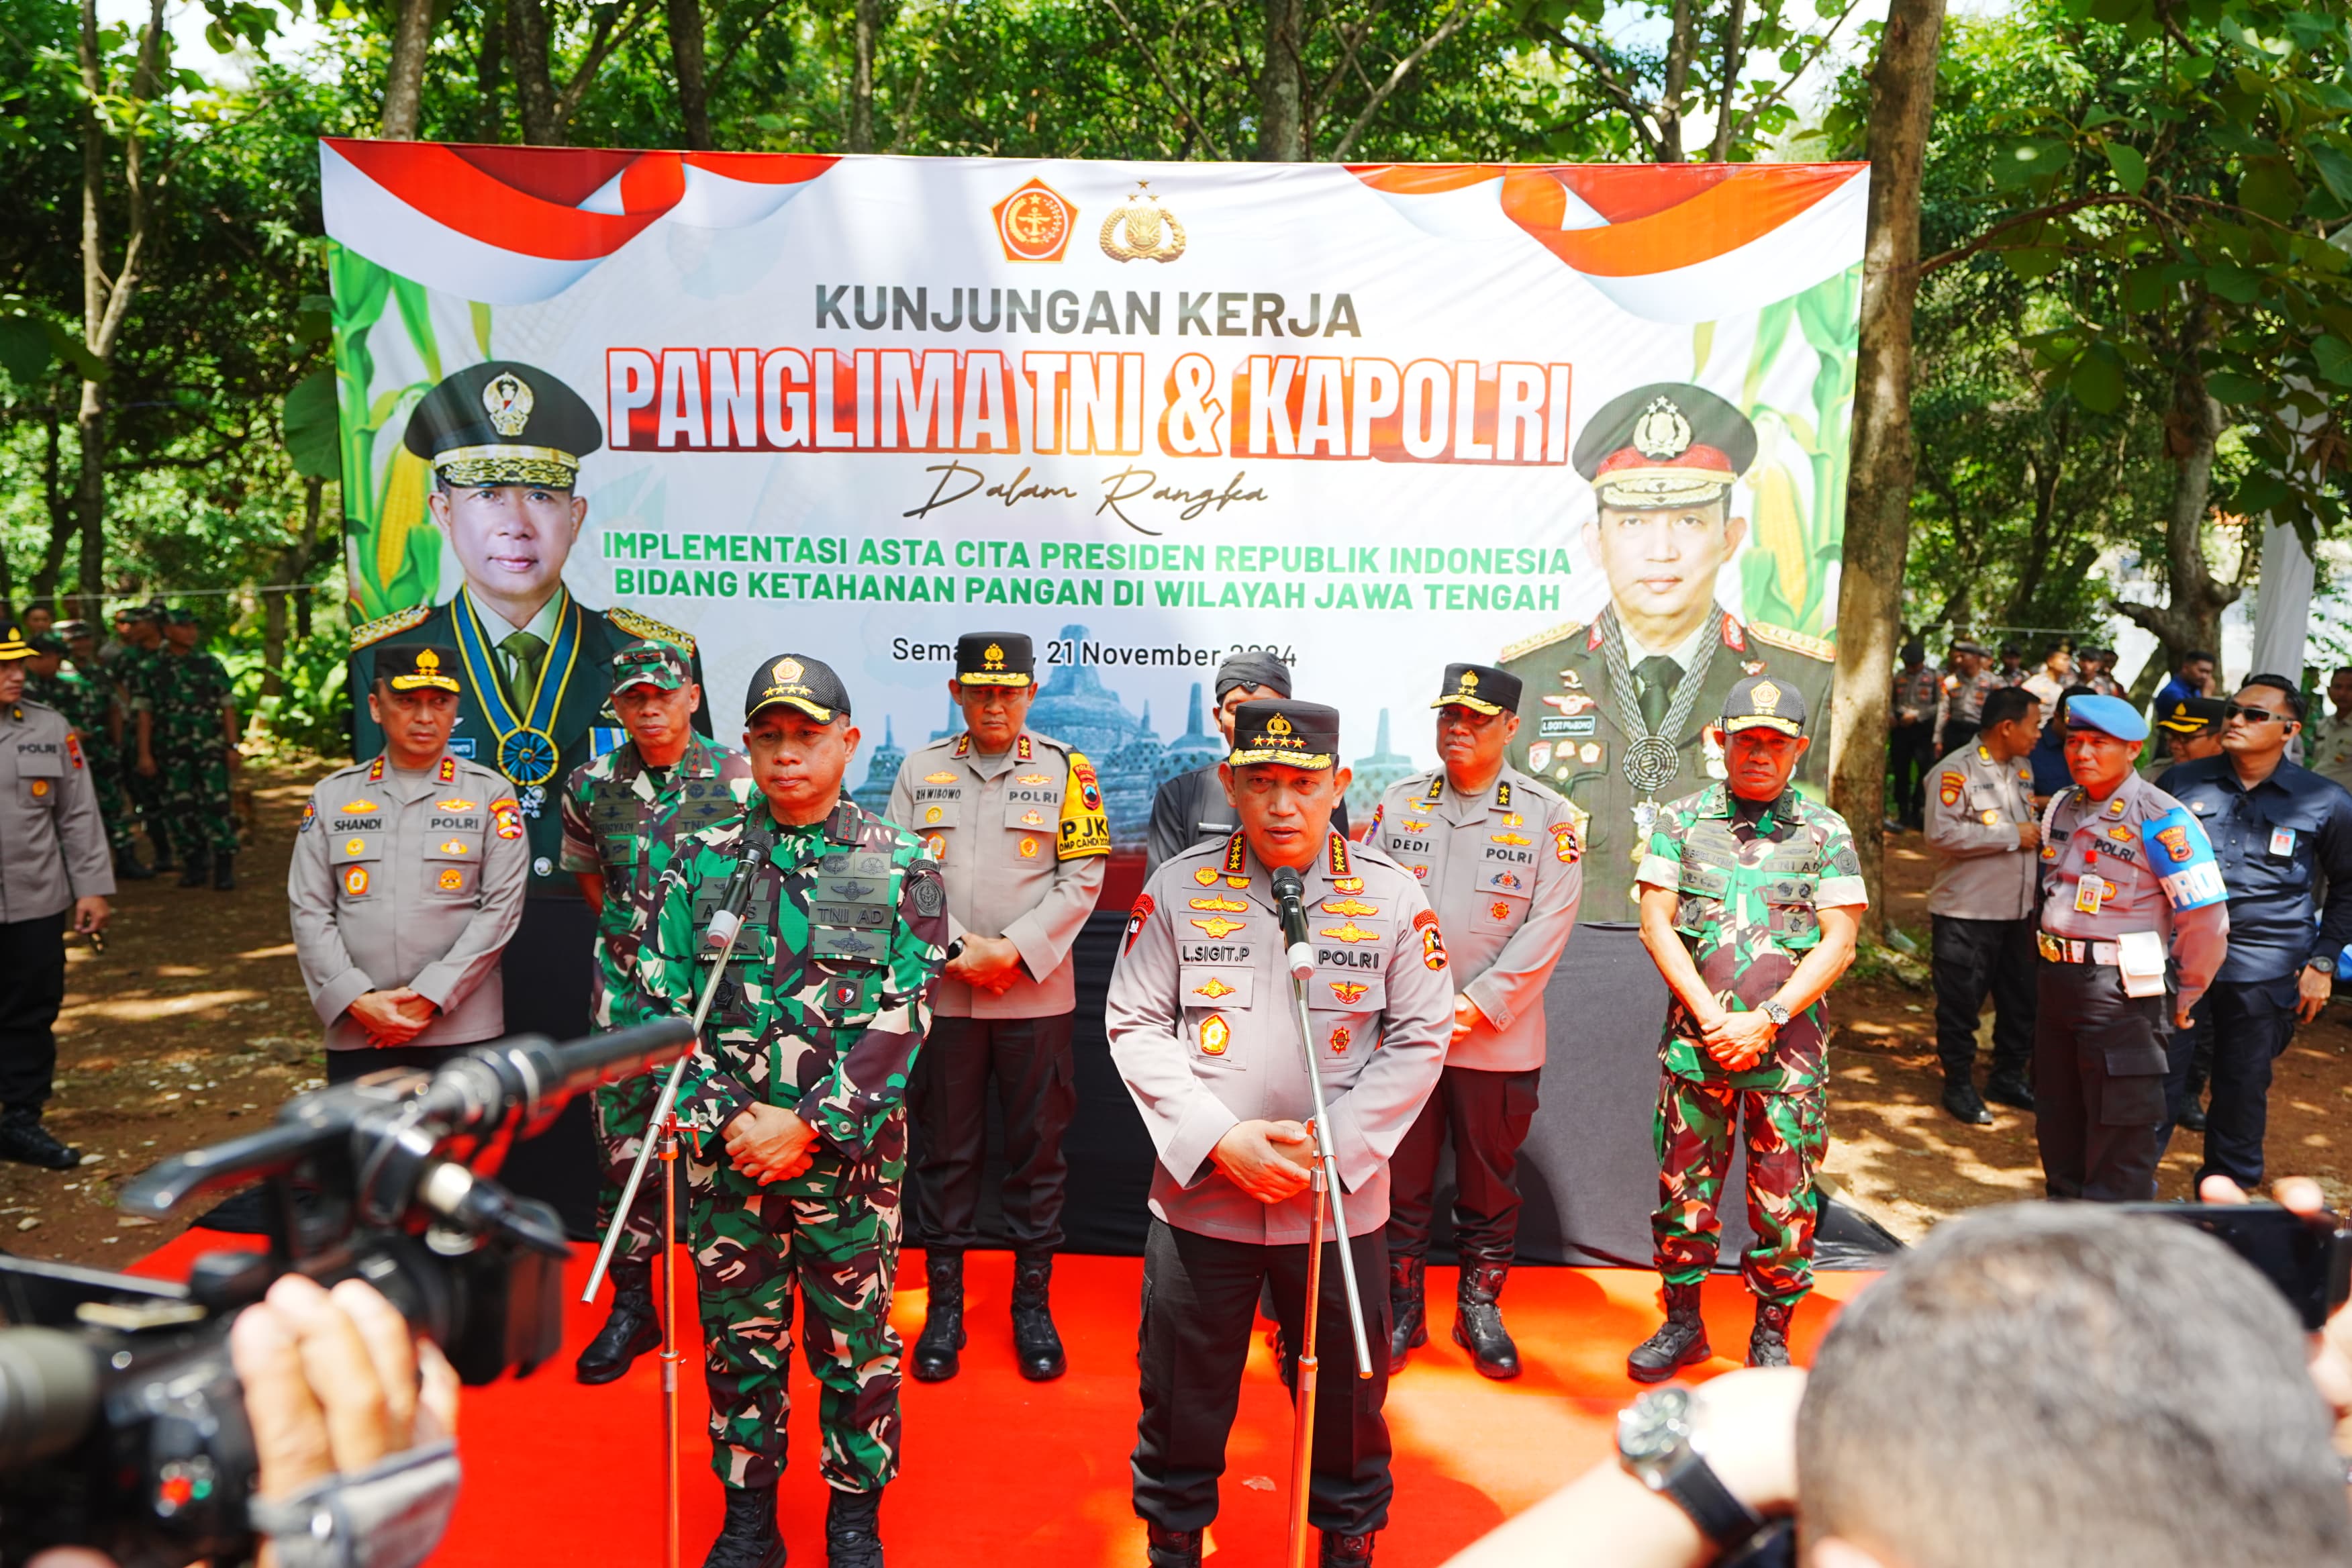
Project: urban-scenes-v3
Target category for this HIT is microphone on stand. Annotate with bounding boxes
[701,822,771,951]
[1270,864,1315,981]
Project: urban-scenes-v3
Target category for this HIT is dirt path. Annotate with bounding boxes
[10,771,2347,1266]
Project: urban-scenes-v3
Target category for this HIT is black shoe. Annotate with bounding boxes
[1627,1283,1710,1383]
[913,1251,963,1382]
[1010,1252,1067,1381]
[113,850,154,881]
[177,852,211,889]
[1320,1530,1375,1567]
[211,851,235,891]
[1451,1262,1521,1380]
[1983,1073,2036,1112]
[2181,1100,2208,1133]
[1144,1524,1203,1568]
[1941,1082,1994,1126]
[1386,1255,1426,1373]
[1749,1298,1795,1368]
[825,1485,883,1568]
[0,1112,79,1171]
[575,1264,660,1384]
[702,1483,786,1568]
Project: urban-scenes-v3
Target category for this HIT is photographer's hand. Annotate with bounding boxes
[2199,1173,2352,1440]
[230,1275,460,1568]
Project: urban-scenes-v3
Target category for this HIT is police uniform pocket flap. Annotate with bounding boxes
[1310,973,1385,1012]
[14,748,61,778]
[1478,866,1533,895]
[1003,799,1055,832]
[423,833,485,863]
[1180,968,1254,1010]
[1479,839,1538,868]
[813,924,889,963]
[814,872,893,906]
[913,799,962,830]
[1472,894,1526,933]
[818,848,895,881]
[1678,864,1730,897]
[330,832,384,865]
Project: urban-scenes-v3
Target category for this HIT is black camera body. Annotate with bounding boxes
[0,1023,691,1568]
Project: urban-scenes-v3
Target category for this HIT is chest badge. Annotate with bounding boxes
[924,771,958,783]
[1191,915,1246,938]
[438,868,464,890]
[924,805,945,824]
[1328,1026,1352,1055]
[342,866,370,897]
[1193,977,1237,1000]
[1320,897,1378,917]
[1329,980,1368,1005]
[344,836,366,855]
[1193,867,1220,886]
[1320,921,1380,944]
[1189,895,1247,913]
[1489,899,1513,920]
[1331,877,1364,893]
[1019,836,1039,858]
[1198,1014,1231,1056]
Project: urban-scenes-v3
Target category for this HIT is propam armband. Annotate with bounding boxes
[2141,805,2227,912]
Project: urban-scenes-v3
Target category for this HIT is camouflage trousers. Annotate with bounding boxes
[158,749,238,856]
[79,738,136,854]
[124,759,170,856]
[687,1140,906,1495]
[593,1070,669,1270]
[1651,1071,1826,1306]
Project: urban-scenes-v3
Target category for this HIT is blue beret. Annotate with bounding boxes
[2063,693,2149,742]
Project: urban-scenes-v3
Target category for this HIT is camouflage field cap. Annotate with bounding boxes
[611,639,691,695]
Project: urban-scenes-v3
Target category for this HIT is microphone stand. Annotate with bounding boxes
[583,818,770,1568]
[1270,864,1375,1568]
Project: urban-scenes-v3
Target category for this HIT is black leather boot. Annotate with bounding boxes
[148,832,175,875]
[1386,1255,1426,1373]
[825,1485,883,1568]
[1319,1529,1376,1566]
[1144,1523,1203,1568]
[912,1251,964,1382]
[1451,1262,1521,1379]
[1749,1298,1794,1368]
[177,850,210,889]
[1627,1282,1710,1383]
[1984,1071,2036,1112]
[575,1259,661,1384]
[211,850,236,891]
[0,1109,78,1171]
[1010,1251,1067,1381]
[1941,1080,1993,1126]
[113,849,154,881]
[701,1483,786,1568]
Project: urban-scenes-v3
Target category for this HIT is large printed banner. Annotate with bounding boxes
[322,142,1865,914]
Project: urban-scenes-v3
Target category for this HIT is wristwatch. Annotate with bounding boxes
[1617,1386,1765,1547]
[1760,1000,1792,1030]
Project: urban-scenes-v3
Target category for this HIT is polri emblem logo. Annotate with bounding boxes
[994,178,1077,263]
[1101,183,1186,264]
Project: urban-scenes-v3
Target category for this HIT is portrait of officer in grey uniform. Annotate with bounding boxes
[1106,699,1451,1568]
[1371,663,1581,1381]
[288,644,530,1082]
[887,631,1110,1383]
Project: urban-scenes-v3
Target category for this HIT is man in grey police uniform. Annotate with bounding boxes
[289,644,531,1082]
[1108,699,1451,1568]
[1145,650,1348,873]
[1923,684,2044,1126]
[2032,694,2230,1202]
[0,621,113,1168]
[887,632,1109,1382]
[1371,663,1580,1380]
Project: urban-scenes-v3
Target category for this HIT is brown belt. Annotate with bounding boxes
[2036,931,2120,965]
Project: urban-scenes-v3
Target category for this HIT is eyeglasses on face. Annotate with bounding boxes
[2223,702,2293,725]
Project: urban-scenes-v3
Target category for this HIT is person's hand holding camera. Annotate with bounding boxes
[2199,1173,2352,1444]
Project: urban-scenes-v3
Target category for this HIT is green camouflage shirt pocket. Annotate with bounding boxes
[1674,862,1730,937]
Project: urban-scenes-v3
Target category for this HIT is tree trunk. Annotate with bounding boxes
[846,0,876,152]
[1708,0,1747,160]
[380,0,436,138]
[31,402,72,603]
[295,476,321,641]
[1256,0,1305,160]
[509,0,563,146]
[76,0,109,627]
[73,387,105,624]
[1825,0,1947,940]
[671,0,713,150]
[1657,0,1694,162]
[2116,348,2237,671]
[475,0,507,142]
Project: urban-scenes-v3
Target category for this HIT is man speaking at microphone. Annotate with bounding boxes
[637,653,948,1568]
[1106,701,1451,1568]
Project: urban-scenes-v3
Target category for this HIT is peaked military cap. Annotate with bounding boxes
[403,360,604,489]
[1949,637,1990,656]
[611,639,691,694]
[1575,382,1757,509]
[2156,695,2225,734]
[0,624,30,661]
[1230,699,1339,770]
[29,633,66,656]
[955,632,1034,688]
[119,603,161,625]
[54,620,92,640]
[746,652,850,723]
[1432,662,1521,717]
[1722,672,1808,736]
[379,644,463,694]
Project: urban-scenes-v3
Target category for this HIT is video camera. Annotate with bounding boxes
[0,1021,693,1568]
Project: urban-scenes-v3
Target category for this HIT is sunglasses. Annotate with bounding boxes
[2223,702,2296,725]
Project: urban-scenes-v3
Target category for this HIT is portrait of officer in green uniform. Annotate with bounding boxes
[1497,383,1837,920]
[350,359,706,897]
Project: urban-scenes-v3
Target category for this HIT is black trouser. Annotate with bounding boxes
[2159,999,2214,1146]
[2034,958,2169,1202]
[910,1012,1075,1253]
[1930,915,2037,1087]
[1890,722,1937,827]
[0,912,68,1114]
[326,1042,479,1085]
[1384,1065,1539,1267]
[2174,977,2300,1189]
[1135,1219,1393,1536]
[1940,720,1980,757]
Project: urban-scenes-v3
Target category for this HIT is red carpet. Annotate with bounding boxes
[138,1233,1869,1566]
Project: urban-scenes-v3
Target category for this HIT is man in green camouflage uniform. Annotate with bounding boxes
[1625,675,1867,1380]
[112,603,173,874]
[134,609,240,890]
[559,640,754,1385]
[638,652,947,1568]
[23,633,140,876]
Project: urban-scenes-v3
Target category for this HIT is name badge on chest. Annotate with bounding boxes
[2271,826,2297,858]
